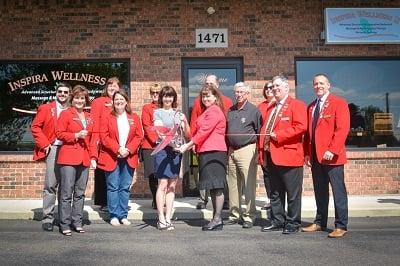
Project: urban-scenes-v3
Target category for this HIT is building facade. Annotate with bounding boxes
[0,0,399,198]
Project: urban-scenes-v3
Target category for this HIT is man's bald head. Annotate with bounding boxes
[205,74,220,89]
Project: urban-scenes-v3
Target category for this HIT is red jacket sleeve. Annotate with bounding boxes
[31,104,52,149]
[191,106,218,147]
[274,99,307,145]
[190,97,202,137]
[328,98,350,155]
[126,114,144,155]
[99,115,120,155]
[56,110,77,143]
[141,104,158,147]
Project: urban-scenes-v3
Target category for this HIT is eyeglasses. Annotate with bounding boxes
[57,90,69,95]
[150,91,159,95]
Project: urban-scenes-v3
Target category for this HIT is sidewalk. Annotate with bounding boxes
[0,195,399,220]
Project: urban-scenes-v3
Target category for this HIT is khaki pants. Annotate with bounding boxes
[227,143,257,223]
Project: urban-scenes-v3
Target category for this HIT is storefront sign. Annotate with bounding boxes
[195,28,228,48]
[325,8,400,44]
[0,59,129,151]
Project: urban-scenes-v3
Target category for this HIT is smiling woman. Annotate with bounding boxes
[295,57,400,148]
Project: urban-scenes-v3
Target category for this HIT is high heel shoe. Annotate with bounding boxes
[202,220,223,231]
[166,221,175,230]
[157,221,170,231]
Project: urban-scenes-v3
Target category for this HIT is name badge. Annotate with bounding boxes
[281,117,290,121]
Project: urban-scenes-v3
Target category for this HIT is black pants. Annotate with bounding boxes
[142,148,158,201]
[94,168,107,206]
[311,158,348,230]
[261,164,271,199]
[266,152,303,228]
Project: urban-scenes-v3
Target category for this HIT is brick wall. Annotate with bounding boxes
[0,0,400,198]
[0,150,399,198]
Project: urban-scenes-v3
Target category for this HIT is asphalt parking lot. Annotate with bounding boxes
[0,217,399,266]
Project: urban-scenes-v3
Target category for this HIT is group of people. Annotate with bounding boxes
[32,77,143,236]
[32,72,350,238]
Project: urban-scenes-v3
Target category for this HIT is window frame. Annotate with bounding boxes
[294,56,400,151]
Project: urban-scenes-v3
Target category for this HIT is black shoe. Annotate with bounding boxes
[261,224,282,232]
[196,201,207,210]
[42,223,53,232]
[202,220,223,231]
[242,221,253,229]
[261,203,271,210]
[282,226,299,235]
[222,201,229,210]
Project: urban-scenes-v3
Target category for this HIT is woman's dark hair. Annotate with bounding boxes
[70,85,90,106]
[111,89,132,116]
[199,83,225,113]
[101,77,122,97]
[157,85,177,108]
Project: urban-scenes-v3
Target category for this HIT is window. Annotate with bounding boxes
[0,59,130,151]
[295,57,400,148]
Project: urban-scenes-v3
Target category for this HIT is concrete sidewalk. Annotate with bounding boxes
[0,195,399,221]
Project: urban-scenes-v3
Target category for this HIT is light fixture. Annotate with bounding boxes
[207,7,215,15]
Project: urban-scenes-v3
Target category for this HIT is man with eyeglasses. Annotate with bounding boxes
[190,74,232,210]
[302,74,350,238]
[226,82,262,229]
[260,75,307,234]
[31,82,71,232]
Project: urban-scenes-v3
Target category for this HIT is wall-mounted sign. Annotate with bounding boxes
[195,28,228,48]
[325,8,400,44]
[0,59,129,151]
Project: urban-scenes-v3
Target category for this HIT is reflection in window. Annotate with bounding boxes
[296,58,400,148]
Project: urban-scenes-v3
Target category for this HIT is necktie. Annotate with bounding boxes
[264,103,279,151]
[312,99,320,141]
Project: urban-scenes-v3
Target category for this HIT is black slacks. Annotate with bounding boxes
[94,168,107,206]
[266,152,303,228]
[311,158,348,230]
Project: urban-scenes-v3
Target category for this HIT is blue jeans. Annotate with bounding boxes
[105,159,134,220]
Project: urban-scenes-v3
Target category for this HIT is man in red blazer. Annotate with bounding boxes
[302,74,350,238]
[260,75,307,234]
[190,74,232,210]
[31,82,71,232]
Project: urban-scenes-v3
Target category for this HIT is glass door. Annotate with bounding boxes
[181,57,243,196]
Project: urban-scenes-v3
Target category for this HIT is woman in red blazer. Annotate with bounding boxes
[257,81,276,210]
[97,90,143,226]
[140,83,161,209]
[56,85,92,236]
[179,84,227,231]
[90,77,122,211]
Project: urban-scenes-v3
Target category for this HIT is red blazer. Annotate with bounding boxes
[97,112,144,172]
[258,100,276,124]
[258,96,307,167]
[89,96,113,160]
[56,107,93,167]
[190,95,232,136]
[304,93,350,165]
[141,102,158,149]
[31,101,58,160]
[191,104,227,153]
